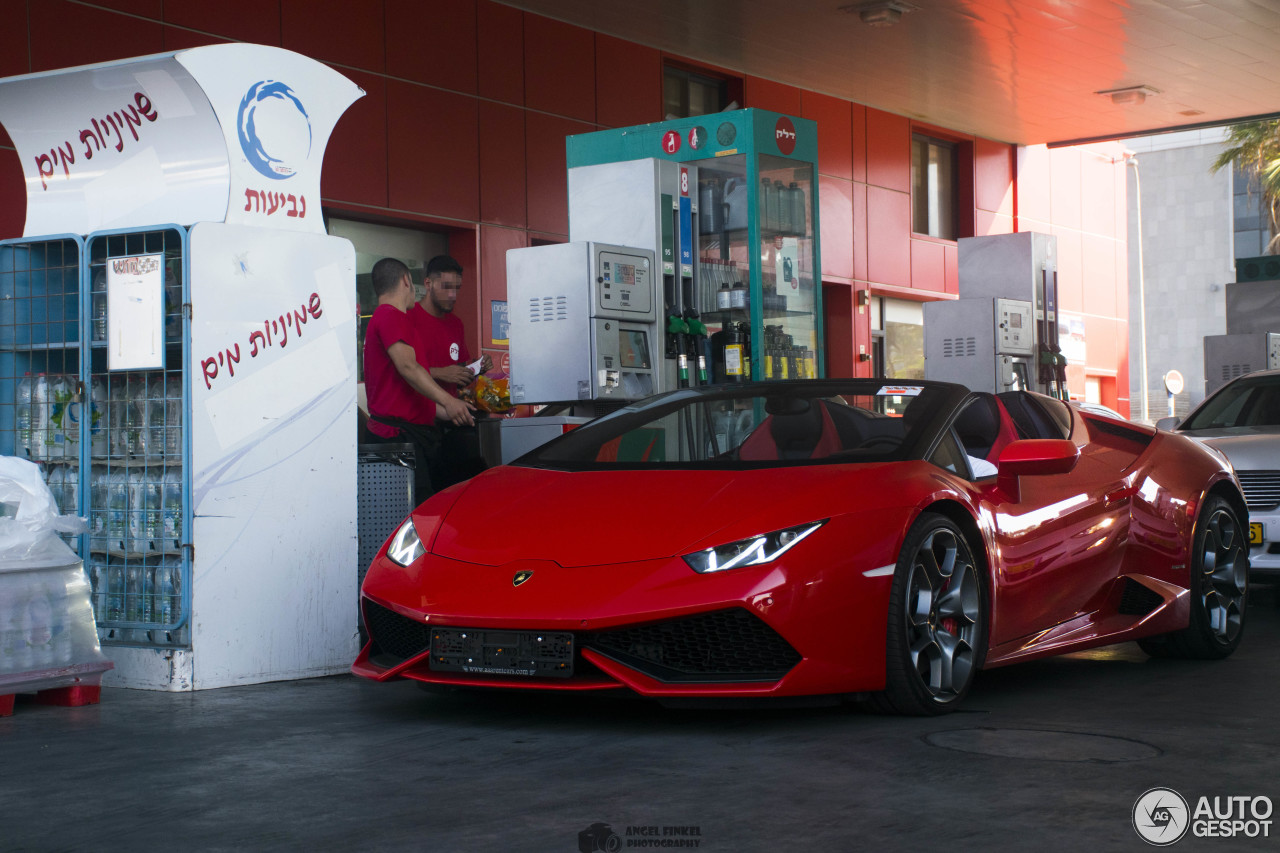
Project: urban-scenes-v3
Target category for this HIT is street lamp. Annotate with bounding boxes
[1126,153,1149,423]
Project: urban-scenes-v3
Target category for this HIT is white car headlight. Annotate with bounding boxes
[386,517,426,567]
[683,521,826,574]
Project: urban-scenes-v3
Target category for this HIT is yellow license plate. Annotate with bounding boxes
[1250,522,1264,545]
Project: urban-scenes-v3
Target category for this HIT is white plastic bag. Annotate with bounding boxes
[0,456,86,571]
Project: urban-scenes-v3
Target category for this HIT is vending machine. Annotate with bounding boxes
[0,44,363,690]
[563,109,824,389]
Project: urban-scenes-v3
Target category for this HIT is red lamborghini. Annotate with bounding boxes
[353,379,1250,715]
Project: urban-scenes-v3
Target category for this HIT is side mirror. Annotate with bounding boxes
[1154,416,1179,430]
[996,439,1079,499]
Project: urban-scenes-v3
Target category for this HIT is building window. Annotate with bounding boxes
[912,134,958,240]
[663,65,734,119]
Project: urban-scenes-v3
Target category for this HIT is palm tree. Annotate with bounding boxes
[1211,120,1280,254]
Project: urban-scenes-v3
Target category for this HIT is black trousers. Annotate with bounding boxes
[369,417,487,504]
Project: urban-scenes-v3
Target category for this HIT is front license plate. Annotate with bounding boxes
[1250,522,1264,546]
[428,628,574,678]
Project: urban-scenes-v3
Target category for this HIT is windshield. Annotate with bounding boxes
[1181,375,1280,430]
[516,380,964,470]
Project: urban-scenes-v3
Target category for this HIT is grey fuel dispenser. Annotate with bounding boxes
[507,241,659,405]
[924,297,1035,394]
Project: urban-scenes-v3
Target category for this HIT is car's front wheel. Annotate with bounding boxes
[1139,494,1248,659]
[868,512,987,715]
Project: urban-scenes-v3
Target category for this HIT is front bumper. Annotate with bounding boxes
[1246,506,1280,579]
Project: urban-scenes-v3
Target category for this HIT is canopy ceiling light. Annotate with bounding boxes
[1096,85,1161,106]
[842,0,918,27]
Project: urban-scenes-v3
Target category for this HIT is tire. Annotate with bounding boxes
[1138,495,1248,660]
[868,512,987,715]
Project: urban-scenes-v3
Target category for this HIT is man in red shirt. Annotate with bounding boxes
[409,255,492,489]
[364,257,473,501]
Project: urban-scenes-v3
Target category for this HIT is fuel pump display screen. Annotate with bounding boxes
[614,263,636,285]
[620,329,651,369]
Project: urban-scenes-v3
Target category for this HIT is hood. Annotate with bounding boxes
[1185,428,1280,472]
[427,461,922,567]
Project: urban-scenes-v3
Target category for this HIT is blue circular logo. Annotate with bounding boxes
[237,81,312,180]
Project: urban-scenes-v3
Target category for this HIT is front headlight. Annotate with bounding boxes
[386,517,426,566]
[683,520,826,574]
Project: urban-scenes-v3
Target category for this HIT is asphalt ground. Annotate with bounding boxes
[3,585,1279,853]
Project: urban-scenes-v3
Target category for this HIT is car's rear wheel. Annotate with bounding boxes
[868,512,987,715]
[1138,494,1248,660]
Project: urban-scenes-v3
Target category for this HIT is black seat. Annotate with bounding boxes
[953,395,1002,459]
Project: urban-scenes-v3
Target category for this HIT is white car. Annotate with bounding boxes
[1158,368,1280,580]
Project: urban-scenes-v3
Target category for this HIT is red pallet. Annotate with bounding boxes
[0,683,103,717]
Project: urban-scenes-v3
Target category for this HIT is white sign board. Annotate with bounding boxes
[0,44,362,238]
[106,253,165,370]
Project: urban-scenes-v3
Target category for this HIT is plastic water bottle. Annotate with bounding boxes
[163,373,182,457]
[127,469,160,554]
[89,466,108,550]
[47,464,65,512]
[48,374,72,458]
[92,270,107,341]
[161,467,182,553]
[89,379,108,456]
[106,469,130,552]
[147,374,170,459]
[31,373,49,460]
[16,373,33,459]
[154,557,179,626]
[127,375,149,458]
[106,557,125,622]
[125,561,146,622]
[64,394,82,462]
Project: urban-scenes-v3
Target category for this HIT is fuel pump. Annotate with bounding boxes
[1037,264,1068,399]
[924,297,1035,393]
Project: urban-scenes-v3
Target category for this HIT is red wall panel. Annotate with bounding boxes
[974,137,1013,217]
[1082,233,1119,317]
[1053,227,1083,313]
[803,91,853,181]
[595,35,661,129]
[819,175,853,280]
[974,208,1014,236]
[853,182,868,282]
[386,81,479,220]
[162,27,231,51]
[478,0,523,105]
[479,224,528,349]
[386,0,477,94]
[1049,148,1082,231]
[866,186,910,287]
[162,0,282,45]
[525,113,592,236]
[1016,145,1052,228]
[1080,151,1117,236]
[851,103,867,185]
[823,283,853,378]
[943,243,959,295]
[30,1,163,71]
[910,239,945,293]
[479,101,527,227]
[523,16,595,122]
[0,0,30,77]
[745,76,802,117]
[865,109,909,193]
[323,69,389,209]
[282,0,384,73]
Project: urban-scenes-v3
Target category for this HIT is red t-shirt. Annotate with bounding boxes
[364,303,435,438]
[410,303,471,396]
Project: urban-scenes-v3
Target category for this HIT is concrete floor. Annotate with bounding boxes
[3,586,1279,853]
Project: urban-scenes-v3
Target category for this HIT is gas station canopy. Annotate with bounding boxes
[501,0,1280,146]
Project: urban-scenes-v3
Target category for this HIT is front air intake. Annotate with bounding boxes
[363,599,431,664]
[587,608,801,683]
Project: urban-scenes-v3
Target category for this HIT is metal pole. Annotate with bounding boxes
[1127,155,1149,423]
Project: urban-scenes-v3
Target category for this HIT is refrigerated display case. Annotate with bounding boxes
[567,109,823,386]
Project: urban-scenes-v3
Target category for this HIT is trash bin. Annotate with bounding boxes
[0,457,113,716]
